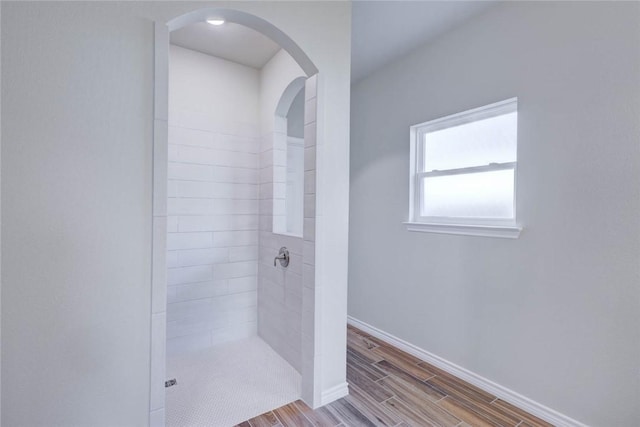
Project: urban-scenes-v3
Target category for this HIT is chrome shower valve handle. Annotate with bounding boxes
[273,247,290,267]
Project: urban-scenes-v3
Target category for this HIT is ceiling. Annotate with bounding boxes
[351,1,496,83]
[170,21,281,69]
[169,1,496,80]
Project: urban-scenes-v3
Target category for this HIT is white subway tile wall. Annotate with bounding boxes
[258,76,317,375]
[167,116,260,356]
[166,46,317,381]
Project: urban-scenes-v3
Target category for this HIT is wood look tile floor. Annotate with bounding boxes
[235,325,554,427]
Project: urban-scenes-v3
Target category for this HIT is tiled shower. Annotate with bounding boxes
[165,40,317,392]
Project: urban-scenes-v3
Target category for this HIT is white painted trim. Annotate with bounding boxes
[411,97,517,133]
[404,222,522,239]
[0,3,3,422]
[167,8,318,76]
[149,20,169,425]
[347,316,588,427]
[320,382,349,406]
[408,98,519,230]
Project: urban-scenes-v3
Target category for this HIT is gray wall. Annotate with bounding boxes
[349,2,640,426]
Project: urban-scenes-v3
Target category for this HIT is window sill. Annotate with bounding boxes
[403,222,522,239]
[273,231,303,239]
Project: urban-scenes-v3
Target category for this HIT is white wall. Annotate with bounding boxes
[257,49,307,372]
[167,45,260,355]
[349,2,640,426]
[1,1,351,425]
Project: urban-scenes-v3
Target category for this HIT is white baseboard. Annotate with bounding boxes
[320,382,349,406]
[347,316,588,427]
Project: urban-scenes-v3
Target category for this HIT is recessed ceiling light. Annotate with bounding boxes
[206,19,225,26]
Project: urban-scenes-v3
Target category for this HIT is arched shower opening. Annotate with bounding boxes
[149,8,323,426]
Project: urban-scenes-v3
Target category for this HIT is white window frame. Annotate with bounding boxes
[405,98,522,239]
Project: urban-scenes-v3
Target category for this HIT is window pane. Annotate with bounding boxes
[421,169,514,218]
[423,112,517,171]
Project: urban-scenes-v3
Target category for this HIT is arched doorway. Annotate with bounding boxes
[150,8,322,425]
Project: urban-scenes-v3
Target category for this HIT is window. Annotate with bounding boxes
[406,98,521,238]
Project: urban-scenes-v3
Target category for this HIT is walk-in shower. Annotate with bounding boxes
[154,13,319,426]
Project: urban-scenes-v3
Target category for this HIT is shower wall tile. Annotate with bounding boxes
[212,231,258,247]
[166,291,257,350]
[210,321,257,347]
[304,195,316,219]
[168,163,214,182]
[177,215,258,233]
[287,253,304,276]
[176,248,228,267]
[168,181,258,199]
[167,315,226,340]
[167,251,179,268]
[257,140,306,373]
[259,214,272,232]
[167,232,212,250]
[303,241,315,265]
[167,331,212,356]
[229,246,259,262]
[168,126,212,148]
[211,261,258,280]
[304,171,316,194]
[168,265,212,286]
[303,264,315,290]
[167,216,179,232]
[305,74,317,101]
[304,146,316,171]
[228,276,258,293]
[300,86,317,403]
[256,74,319,377]
[170,144,258,169]
[168,198,258,216]
[304,123,316,148]
[303,219,315,242]
[173,280,228,302]
[304,97,317,125]
[167,47,261,354]
[216,134,260,154]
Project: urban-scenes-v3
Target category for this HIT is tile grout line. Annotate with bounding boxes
[272,410,286,427]
[423,374,436,382]
[324,402,353,427]
[438,390,520,427]
[297,404,319,426]
[434,395,448,403]
[373,374,391,383]
[379,396,396,406]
